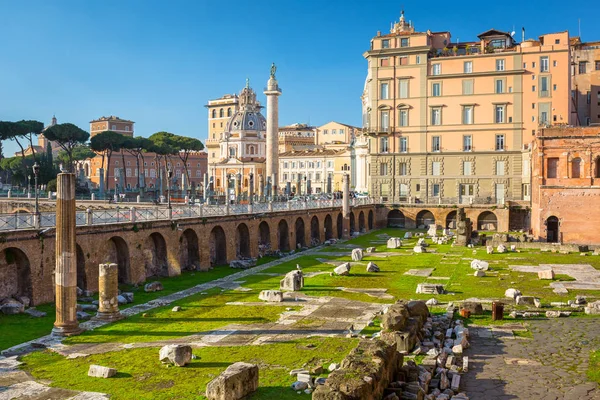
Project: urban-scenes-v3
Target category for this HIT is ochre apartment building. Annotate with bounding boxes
[363,11,572,205]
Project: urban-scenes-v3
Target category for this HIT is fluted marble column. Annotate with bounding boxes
[342,173,350,239]
[264,67,282,198]
[52,173,83,337]
[95,263,123,321]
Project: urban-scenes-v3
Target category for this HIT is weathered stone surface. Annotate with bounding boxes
[461,301,483,315]
[258,290,283,302]
[121,292,134,303]
[381,303,409,331]
[387,237,402,249]
[497,244,507,253]
[144,281,163,292]
[206,362,259,400]
[280,270,304,291]
[24,307,47,318]
[516,296,541,308]
[366,262,380,273]
[333,263,351,276]
[366,247,376,253]
[505,288,522,299]
[426,298,438,306]
[538,269,555,280]
[17,296,30,308]
[404,232,413,239]
[455,208,472,246]
[291,381,308,391]
[230,259,256,269]
[470,259,489,271]
[416,283,444,294]
[0,299,24,315]
[159,344,192,367]
[473,270,486,277]
[427,224,437,237]
[413,245,425,253]
[117,295,127,305]
[486,246,493,254]
[407,301,429,324]
[172,306,182,312]
[351,248,363,261]
[88,365,117,378]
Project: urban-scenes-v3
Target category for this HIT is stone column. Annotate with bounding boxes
[95,263,123,321]
[248,173,254,205]
[342,173,350,239]
[98,167,104,196]
[297,174,302,196]
[52,173,83,337]
[264,68,282,198]
[258,174,264,199]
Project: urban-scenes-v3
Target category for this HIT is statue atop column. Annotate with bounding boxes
[270,63,277,79]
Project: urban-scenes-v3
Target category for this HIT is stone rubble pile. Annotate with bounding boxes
[585,300,600,315]
[229,258,257,269]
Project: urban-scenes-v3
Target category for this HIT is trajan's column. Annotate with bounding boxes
[264,63,282,197]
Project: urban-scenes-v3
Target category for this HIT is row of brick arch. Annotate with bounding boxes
[0,209,375,304]
[387,209,498,231]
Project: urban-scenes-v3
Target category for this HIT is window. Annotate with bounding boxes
[227,108,232,117]
[399,183,408,196]
[400,137,408,152]
[496,160,505,176]
[462,106,473,124]
[399,162,407,176]
[523,62,527,68]
[496,59,505,71]
[399,57,408,65]
[463,161,472,175]
[399,79,409,98]
[400,38,409,47]
[532,85,536,92]
[381,58,390,67]
[380,163,388,176]
[315,173,320,181]
[460,184,474,196]
[432,82,441,96]
[553,60,558,67]
[339,129,345,135]
[495,105,505,123]
[380,111,389,130]
[432,136,441,152]
[431,108,441,125]
[283,173,288,181]
[291,162,296,168]
[532,74,536,80]
[416,184,420,192]
[125,126,130,131]
[416,55,421,64]
[432,161,441,175]
[327,161,333,168]
[495,134,505,151]
[380,137,389,153]
[547,158,559,178]
[462,79,473,95]
[579,62,587,74]
[532,61,536,68]
[495,79,504,94]
[553,84,557,91]
[432,184,440,197]
[596,61,600,70]
[540,111,549,124]
[219,109,224,118]
[331,129,337,134]
[432,64,441,76]
[399,109,408,126]
[587,92,592,104]
[381,39,390,49]
[572,158,582,178]
[464,61,473,73]
[211,109,216,118]
[463,135,472,151]
[283,162,289,169]
[540,56,549,72]
[323,129,328,135]
[532,103,536,109]
[540,76,549,97]
[380,82,389,99]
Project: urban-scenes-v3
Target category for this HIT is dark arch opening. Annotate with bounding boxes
[76,244,87,291]
[236,223,251,258]
[446,211,457,229]
[595,157,600,178]
[546,216,559,243]
[146,232,169,278]
[349,212,355,234]
[0,247,32,301]
[387,209,405,228]
[477,211,498,231]
[324,214,333,240]
[279,219,290,252]
[358,211,365,232]
[416,210,435,228]
[295,218,306,249]
[180,229,200,271]
[210,226,227,266]
[310,216,320,245]
[336,213,343,239]
[368,210,374,230]
[258,221,271,252]
[107,236,130,284]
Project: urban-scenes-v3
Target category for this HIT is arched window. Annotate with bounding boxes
[595,157,600,178]
[571,157,582,178]
[216,179,220,187]
[211,109,216,118]
[219,108,224,118]
[227,108,232,117]
[229,147,236,157]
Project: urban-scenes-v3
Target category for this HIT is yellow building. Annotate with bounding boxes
[571,38,600,126]
[205,93,240,168]
[90,116,134,138]
[363,11,572,204]
[278,148,348,194]
[315,121,360,148]
[278,123,315,152]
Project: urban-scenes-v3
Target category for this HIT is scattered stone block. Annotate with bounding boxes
[473,270,486,277]
[426,298,438,306]
[258,290,284,302]
[88,365,117,378]
[0,299,24,315]
[470,259,489,271]
[516,296,541,308]
[461,302,483,315]
[497,244,507,253]
[403,232,413,239]
[504,288,522,300]
[333,263,351,276]
[486,246,493,254]
[292,381,308,391]
[366,247,376,253]
[413,245,425,253]
[144,281,163,292]
[351,248,363,261]
[229,259,256,269]
[289,368,309,376]
[328,363,340,372]
[172,306,182,312]
[450,374,461,391]
[366,262,380,272]
[117,295,128,305]
[538,269,555,280]
[427,224,437,237]
[416,283,445,295]
[387,238,402,249]
[280,270,304,291]
[24,307,47,318]
[510,245,517,251]
[122,292,134,303]
[76,311,91,320]
[159,344,192,367]
[206,362,259,400]
[381,303,409,331]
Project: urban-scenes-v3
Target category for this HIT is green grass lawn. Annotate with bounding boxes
[21,337,357,400]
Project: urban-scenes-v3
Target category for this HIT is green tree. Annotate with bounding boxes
[122,136,152,192]
[90,131,125,192]
[0,120,44,162]
[58,144,95,172]
[148,132,178,195]
[173,135,204,191]
[0,155,35,186]
[42,123,89,172]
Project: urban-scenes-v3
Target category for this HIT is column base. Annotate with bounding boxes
[94,311,125,322]
[51,324,84,337]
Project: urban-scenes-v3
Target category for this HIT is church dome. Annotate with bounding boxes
[225,83,266,135]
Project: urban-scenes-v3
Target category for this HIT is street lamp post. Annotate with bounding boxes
[33,162,40,228]
[167,167,172,210]
[27,175,31,198]
[114,176,119,203]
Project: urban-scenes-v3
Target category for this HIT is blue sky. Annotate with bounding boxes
[1,0,598,156]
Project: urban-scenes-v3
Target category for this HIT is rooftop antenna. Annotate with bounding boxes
[578,18,581,38]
